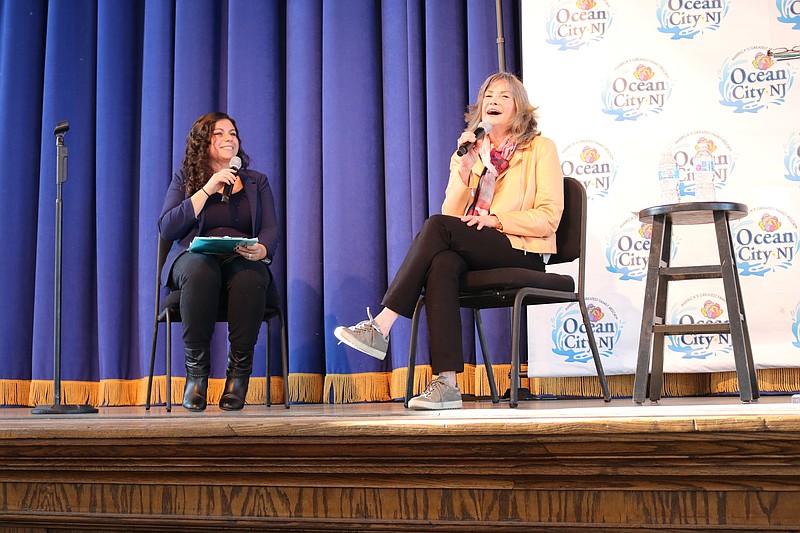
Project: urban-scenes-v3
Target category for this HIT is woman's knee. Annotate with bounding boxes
[174,254,221,291]
[428,250,467,279]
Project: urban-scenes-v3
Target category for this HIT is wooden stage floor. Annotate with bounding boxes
[1,395,799,532]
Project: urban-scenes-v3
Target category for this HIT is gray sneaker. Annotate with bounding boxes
[333,307,389,360]
[407,376,462,410]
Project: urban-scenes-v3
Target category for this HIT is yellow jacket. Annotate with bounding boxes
[441,135,564,254]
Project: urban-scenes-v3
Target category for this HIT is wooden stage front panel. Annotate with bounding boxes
[0,396,799,532]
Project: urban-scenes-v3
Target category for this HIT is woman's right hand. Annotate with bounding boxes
[204,168,238,195]
[456,131,481,185]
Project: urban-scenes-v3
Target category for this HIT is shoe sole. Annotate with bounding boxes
[333,326,387,360]
[408,400,462,410]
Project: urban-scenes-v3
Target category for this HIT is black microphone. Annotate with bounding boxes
[222,156,241,204]
[456,121,492,157]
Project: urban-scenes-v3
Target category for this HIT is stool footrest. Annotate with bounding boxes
[654,323,731,334]
[661,265,722,280]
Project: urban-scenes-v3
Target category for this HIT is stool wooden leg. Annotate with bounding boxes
[714,211,759,402]
[634,214,669,404]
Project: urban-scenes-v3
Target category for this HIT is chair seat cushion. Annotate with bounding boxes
[460,267,575,293]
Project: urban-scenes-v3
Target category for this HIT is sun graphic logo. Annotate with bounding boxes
[656,0,730,40]
[784,132,800,182]
[777,0,800,29]
[604,215,679,281]
[602,59,672,121]
[550,297,622,364]
[560,139,618,199]
[719,46,795,113]
[672,131,734,198]
[667,293,733,360]
[545,0,614,51]
[731,207,799,276]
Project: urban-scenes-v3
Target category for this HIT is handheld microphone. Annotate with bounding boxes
[456,121,492,157]
[222,156,241,204]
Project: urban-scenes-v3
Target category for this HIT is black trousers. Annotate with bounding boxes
[170,252,270,353]
[381,214,545,374]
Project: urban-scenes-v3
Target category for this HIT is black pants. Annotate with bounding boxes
[170,252,270,352]
[381,214,545,374]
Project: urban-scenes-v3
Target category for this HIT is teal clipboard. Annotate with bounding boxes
[188,236,257,254]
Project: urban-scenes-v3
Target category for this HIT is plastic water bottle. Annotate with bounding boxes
[658,152,680,204]
[693,140,716,202]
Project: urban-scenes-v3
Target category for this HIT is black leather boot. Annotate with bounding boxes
[219,347,254,411]
[182,346,211,411]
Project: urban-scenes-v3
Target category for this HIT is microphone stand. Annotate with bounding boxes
[32,121,98,415]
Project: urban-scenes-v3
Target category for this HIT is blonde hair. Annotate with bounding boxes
[464,72,540,144]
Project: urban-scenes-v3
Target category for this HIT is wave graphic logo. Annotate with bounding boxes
[776,0,800,29]
[550,298,621,363]
[785,132,800,182]
[667,293,733,360]
[719,47,795,113]
[604,215,678,281]
[560,139,618,199]
[732,207,799,276]
[672,131,734,197]
[602,58,672,121]
[657,0,730,40]
[545,0,614,51]
[791,301,800,349]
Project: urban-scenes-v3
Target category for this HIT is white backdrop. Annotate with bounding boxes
[522,0,800,377]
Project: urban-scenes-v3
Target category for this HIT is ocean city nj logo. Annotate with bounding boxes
[792,301,800,349]
[719,46,795,113]
[667,293,732,360]
[605,215,677,281]
[785,132,800,182]
[550,297,622,364]
[545,0,613,51]
[560,140,618,199]
[602,59,672,121]
[731,207,799,276]
[656,0,730,40]
[671,131,733,198]
[776,0,800,29]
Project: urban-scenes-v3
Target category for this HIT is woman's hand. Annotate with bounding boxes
[236,243,267,261]
[460,214,502,231]
[205,168,238,195]
[456,131,483,185]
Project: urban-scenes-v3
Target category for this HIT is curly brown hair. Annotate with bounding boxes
[181,112,250,195]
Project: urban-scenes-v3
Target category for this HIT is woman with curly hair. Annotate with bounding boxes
[159,112,280,411]
[334,72,564,410]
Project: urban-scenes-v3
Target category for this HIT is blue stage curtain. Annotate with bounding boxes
[0,0,520,406]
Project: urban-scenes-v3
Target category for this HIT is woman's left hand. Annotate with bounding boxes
[236,243,267,261]
[460,214,501,231]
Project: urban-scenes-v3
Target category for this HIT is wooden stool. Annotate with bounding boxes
[633,201,759,404]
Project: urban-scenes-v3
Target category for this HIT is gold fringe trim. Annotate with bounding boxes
[289,373,324,403]
[711,368,800,394]
[0,379,31,406]
[475,364,511,397]
[5,368,799,408]
[28,380,99,407]
[140,376,288,407]
[323,372,391,404]
[458,364,476,395]
[389,365,433,399]
[524,374,632,399]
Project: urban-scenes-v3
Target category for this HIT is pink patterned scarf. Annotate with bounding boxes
[467,136,517,216]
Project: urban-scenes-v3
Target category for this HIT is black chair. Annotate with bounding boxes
[146,236,289,411]
[405,176,611,408]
